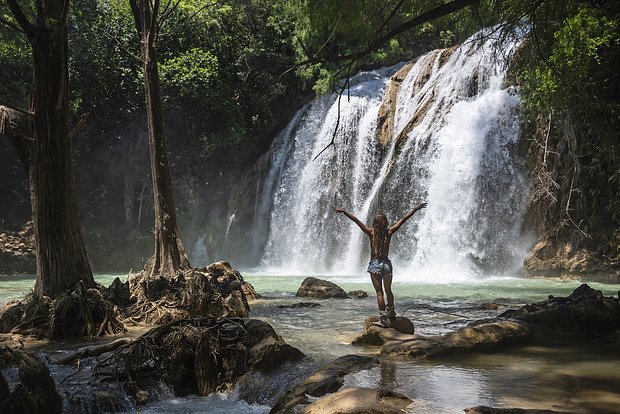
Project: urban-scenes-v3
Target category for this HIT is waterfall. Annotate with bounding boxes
[190,234,208,268]
[219,212,236,258]
[258,29,530,280]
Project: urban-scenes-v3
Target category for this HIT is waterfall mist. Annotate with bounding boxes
[256,29,530,281]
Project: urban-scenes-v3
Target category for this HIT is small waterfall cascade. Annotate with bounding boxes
[219,212,236,258]
[190,234,209,268]
[259,29,530,280]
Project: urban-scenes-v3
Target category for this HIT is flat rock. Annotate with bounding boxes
[303,387,412,414]
[295,277,349,299]
[353,316,532,358]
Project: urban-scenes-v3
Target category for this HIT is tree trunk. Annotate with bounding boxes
[29,8,95,298]
[130,0,191,280]
[4,0,95,299]
[143,42,191,278]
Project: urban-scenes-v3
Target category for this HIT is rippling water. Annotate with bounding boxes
[2,272,619,413]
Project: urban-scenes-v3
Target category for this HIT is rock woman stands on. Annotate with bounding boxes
[333,203,427,326]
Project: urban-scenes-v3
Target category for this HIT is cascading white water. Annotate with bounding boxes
[259,29,530,280]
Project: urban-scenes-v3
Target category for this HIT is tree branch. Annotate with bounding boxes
[69,112,90,140]
[128,0,144,36]
[295,0,480,70]
[5,0,34,35]
[0,15,25,34]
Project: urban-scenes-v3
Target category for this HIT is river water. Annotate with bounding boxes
[1,272,619,413]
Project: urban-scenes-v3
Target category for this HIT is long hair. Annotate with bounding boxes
[371,213,389,253]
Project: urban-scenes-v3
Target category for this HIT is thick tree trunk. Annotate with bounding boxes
[27,5,94,298]
[4,1,95,299]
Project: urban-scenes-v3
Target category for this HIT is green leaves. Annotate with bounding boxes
[160,48,218,98]
[521,7,618,113]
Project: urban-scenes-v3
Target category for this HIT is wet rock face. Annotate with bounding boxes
[353,316,532,358]
[303,387,413,414]
[98,318,303,405]
[348,290,368,299]
[0,350,62,414]
[295,277,349,299]
[500,283,620,337]
[353,284,620,359]
[270,354,380,414]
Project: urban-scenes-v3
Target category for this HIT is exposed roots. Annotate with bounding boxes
[0,281,126,340]
[92,318,303,405]
[122,295,188,325]
[95,318,247,401]
[123,262,255,325]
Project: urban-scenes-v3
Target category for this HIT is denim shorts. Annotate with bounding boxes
[367,258,393,276]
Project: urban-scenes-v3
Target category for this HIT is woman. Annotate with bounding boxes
[333,203,427,326]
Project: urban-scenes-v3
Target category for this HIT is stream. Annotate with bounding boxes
[1,272,619,413]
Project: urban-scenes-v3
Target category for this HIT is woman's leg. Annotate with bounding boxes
[370,272,385,311]
[383,272,395,317]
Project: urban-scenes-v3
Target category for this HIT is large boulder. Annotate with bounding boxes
[500,284,620,336]
[295,277,349,299]
[303,387,412,414]
[353,316,532,358]
[270,354,379,413]
[0,350,62,414]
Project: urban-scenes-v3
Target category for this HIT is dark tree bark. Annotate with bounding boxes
[3,0,95,298]
[129,0,191,280]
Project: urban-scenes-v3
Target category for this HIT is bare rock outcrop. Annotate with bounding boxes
[0,350,62,414]
[295,277,349,299]
[303,387,412,414]
[353,316,532,358]
[270,354,379,414]
[353,284,620,358]
[499,283,620,336]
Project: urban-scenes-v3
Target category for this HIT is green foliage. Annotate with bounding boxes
[68,0,142,125]
[0,6,31,108]
[159,48,218,98]
[516,2,620,241]
[285,0,502,94]
[521,7,617,113]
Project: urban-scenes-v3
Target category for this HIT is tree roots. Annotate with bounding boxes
[0,281,125,340]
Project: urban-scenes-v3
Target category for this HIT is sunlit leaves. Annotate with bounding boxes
[521,7,617,112]
[160,48,218,98]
